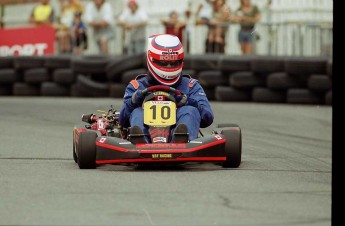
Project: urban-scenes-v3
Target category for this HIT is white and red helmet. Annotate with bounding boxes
[147,34,184,86]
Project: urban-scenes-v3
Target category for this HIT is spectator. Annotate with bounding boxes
[117,0,148,55]
[84,0,115,55]
[29,0,55,26]
[195,0,231,53]
[183,6,193,53]
[161,11,187,45]
[233,0,261,55]
[207,0,231,53]
[57,0,84,53]
[71,11,88,54]
[195,0,213,24]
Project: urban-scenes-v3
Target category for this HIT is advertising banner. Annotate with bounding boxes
[0,25,55,56]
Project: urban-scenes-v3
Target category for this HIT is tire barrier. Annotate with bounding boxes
[24,68,50,84]
[0,54,332,105]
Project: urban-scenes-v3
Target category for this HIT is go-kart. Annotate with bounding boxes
[73,85,241,169]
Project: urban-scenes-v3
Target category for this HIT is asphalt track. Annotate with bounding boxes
[0,97,332,226]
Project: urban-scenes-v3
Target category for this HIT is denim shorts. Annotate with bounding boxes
[238,30,254,44]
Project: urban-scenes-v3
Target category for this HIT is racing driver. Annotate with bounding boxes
[119,34,214,143]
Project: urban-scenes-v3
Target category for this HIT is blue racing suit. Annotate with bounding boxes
[119,74,214,141]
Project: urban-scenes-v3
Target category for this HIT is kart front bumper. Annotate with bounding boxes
[95,135,227,164]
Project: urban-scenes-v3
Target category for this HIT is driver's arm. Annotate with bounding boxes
[118,85,137,128]
[188,83,214,128]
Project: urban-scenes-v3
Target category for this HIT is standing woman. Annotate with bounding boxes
[234,0,261,55]
[207,0,231,53]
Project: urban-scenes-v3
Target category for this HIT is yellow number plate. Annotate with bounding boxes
[143,101,176,126]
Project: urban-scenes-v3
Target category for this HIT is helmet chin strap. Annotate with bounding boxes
[147,73,160,85]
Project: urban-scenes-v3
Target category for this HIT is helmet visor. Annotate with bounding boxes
[152,59,183,68]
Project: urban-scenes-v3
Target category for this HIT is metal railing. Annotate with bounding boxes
[109,21,332,57]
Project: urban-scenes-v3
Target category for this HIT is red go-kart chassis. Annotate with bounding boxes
[74,125,241,168]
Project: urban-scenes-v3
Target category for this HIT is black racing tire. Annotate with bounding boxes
[229,71,265,89]
[24,68,50,84]
[71,55,110,75]
[266,72,306,90]
[40,82,70,96]
[76,75,109,97]
[182,69,197,78]
[203,87,215,100]
[198,70,228,88]
[44,55,71,69]
[109,83,127,98]
[250,55,285,77]
[307,74,332,92]
[0,69,19,84]
[219,55,252,73]
[77,131,98,169]
[53,68,75,85]
[0,85,12,96]
[215,86,251,102]
[183,54,193,69]
[0,56,14,68]
[284,56,328,78]
[106,53,146,81]
[221,127,242,168]
[325,90,332,105]
[13,82,40,96]
[326,59,332,78]
[121,68,147,84]
[286,88,323,104]
[252,87,286,103]
[73,129,78,163]
[70,83,89,97]
[13,56,45,70]
[191,54,222,72]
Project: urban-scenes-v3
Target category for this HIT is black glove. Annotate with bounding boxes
[175,94,188,107]
[175,94,200,109]
[131,89,145,106]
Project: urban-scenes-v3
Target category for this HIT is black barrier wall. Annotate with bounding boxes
[0,54,332,105]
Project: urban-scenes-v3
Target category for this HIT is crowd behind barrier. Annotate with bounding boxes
[0,54,332,106]
[0,0,333,57]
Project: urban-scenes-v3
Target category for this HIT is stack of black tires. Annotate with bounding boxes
[0,54,332,105]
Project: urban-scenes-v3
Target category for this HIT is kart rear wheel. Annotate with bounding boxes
[221,127,242,168]
[77,131,98,169]
[73,130,78,163]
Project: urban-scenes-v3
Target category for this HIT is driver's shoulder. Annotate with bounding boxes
[182,74,199,88]
[129,74,148,90]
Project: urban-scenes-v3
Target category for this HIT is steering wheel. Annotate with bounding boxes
[141,85,184,103]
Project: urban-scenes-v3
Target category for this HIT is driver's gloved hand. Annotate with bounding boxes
[131,89,145,106]
[175,94,188,107]
[186,97,199,108]
[176,95,199,109]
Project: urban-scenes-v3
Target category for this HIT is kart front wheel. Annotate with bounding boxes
[217,123,239,128]
[77,131,98,169]
[221,127,242,168]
